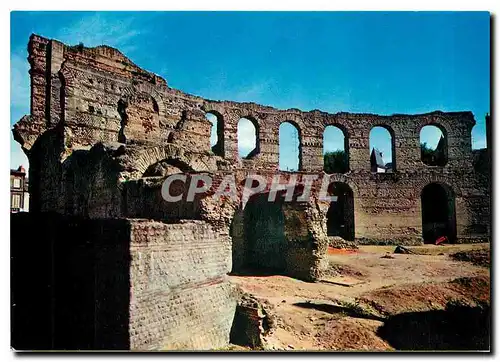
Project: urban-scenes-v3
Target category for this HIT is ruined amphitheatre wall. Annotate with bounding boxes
[14,34,489,244]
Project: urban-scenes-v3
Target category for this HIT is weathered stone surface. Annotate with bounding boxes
[11,213,238,350]
[230,293,275,348]
[11,34,490,350]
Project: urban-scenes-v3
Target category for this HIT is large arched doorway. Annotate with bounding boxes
[243,193,286,272]
[326,182,355,241]
[421,183,456,243]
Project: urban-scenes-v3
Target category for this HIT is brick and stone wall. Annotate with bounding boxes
[11,213,237,350]
[128,219,236,350]
[13,34,490,247]
[11,33,491,350]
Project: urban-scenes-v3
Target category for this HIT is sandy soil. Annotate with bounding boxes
[229,243,490,351]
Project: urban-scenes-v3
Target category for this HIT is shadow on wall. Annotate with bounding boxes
[326,182,355,241]
[421,183,457,243]
[230,187,328,282]
[11,213,131,350]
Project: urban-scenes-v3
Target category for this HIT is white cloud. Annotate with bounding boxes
[10,52,30,111]
[55,13,142,54]
[10,13,146,173]
[9,14,143,121]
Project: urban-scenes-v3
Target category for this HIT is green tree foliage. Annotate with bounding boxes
[324,150,348,173]
[421,138,446,166]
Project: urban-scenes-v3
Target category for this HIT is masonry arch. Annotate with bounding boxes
[120,84,167,118]
[279,121,302,171]
[142,158,193,177]
[369,125,396,173]
[124,144,213,180]
[421,182,456,243]
[325,182,355,241]
[420,124,448,166]
[323,124,349,173]
[237,117,259,159]
[205,111,224,156]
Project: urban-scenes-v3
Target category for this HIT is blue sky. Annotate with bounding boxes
[11,11,490,171]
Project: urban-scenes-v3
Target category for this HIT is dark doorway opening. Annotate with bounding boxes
[421,183,457,243]
[243,193,286,272]
[326,183,355,241]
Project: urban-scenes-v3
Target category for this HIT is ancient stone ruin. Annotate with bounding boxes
[11,34,490,350]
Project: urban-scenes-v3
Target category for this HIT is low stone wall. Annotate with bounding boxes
[230,294,275,349]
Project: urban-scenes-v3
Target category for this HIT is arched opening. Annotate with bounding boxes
[117,94,160,144]
[237,117,259,159]
[279,121,301,171]
[420,125,447,166]
[323,125,349,173]
[142,158,193,177]
[471,123,486,150]
[369,126,395,173]
[239,193,286,272]
[206,112,224,156]
[421,183,456,243]
[326,182,355,241]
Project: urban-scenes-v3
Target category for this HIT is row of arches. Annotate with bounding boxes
[206,112,448,172]
[206,113,260,160]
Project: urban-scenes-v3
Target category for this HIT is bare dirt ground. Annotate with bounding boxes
[229,243,490,351]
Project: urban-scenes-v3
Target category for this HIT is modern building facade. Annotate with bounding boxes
[10,165,29,213]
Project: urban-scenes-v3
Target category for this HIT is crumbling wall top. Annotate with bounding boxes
[14,33,478,176]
